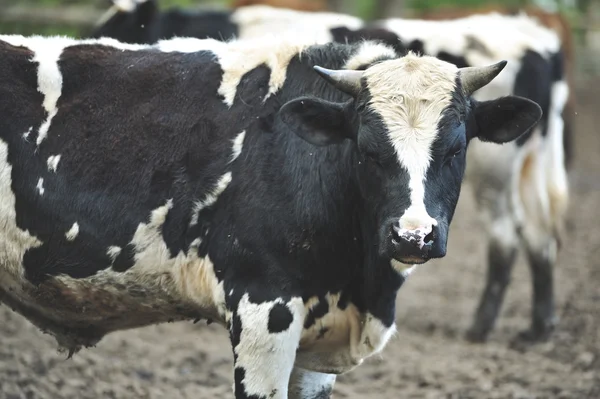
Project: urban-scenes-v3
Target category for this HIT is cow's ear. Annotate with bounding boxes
[279,97,355,146]
[471,96,542,143]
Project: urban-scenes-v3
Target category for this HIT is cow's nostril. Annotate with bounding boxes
[423,231,434,246]
[391,220,401,239]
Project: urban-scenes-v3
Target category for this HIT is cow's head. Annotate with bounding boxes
[280,52,541,268]
[91,0,158,44]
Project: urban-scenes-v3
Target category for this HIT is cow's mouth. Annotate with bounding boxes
[394,255,429,265]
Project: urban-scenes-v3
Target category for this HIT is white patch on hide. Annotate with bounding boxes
[107,246,122,262]
[47,155,61,172]
[65,222,79,241]
[190,172,232,226]
[36,178,45,196]
[22,127,33,141]
[230,131,246,163]
[128,199,174,261]
[234,294,304,398]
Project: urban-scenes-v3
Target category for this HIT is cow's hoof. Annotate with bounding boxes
[509,326,555,351]
[520,316,558,342]
[464,327,488,343]
[516,326,554,343]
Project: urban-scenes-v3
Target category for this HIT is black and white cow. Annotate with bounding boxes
[91,0,239,43]
[0,34,541,397]
[89,0,364,45]
[92,2,571,342]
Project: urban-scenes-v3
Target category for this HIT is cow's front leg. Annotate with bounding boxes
[229,293,305,399]
[288,367,336,399]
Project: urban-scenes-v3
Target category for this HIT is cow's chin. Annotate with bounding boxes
[390,258,425,276]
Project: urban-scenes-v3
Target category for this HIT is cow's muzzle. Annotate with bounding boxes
[387,219,444,264]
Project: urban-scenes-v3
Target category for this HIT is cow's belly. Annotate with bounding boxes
[0,148,227,351]
[0,271,188,348]
[296,294,396,374]
[0,239,227,352]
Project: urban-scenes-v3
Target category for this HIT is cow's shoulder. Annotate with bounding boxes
[0,36,245,284]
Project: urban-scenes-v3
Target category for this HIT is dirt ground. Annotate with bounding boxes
[1,77,599,399]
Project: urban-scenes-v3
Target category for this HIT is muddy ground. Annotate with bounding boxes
[1,78,599,399]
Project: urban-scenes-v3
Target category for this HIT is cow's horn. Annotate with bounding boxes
[459,60,507,95]
[313,66,364,96]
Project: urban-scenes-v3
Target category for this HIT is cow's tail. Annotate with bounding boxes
[546,40,572,248]
[516,53,570,260]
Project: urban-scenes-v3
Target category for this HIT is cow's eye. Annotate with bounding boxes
[444,147,463,167]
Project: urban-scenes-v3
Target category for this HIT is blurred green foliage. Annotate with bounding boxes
[0,22,79,37]
[407,0,529,12]
[0,0,586,39]
[1,1,228,37]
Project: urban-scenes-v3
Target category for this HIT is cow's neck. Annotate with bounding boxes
[250,130,405,326]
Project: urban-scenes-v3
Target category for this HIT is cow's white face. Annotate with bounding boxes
[280,52,542,268]
[361,55,458,264]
